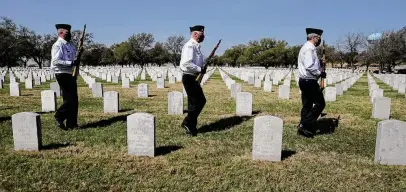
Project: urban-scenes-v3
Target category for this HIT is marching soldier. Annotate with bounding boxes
[179,25,207,136]
[297,28,326,138]
[51,24,82,130]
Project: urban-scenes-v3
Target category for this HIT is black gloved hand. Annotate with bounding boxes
[320,72,326,78]
[201,67,207,74]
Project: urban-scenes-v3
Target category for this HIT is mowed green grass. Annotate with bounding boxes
[0,69,406,191]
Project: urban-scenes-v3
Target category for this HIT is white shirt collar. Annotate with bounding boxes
[305,41,316,49]
[190,38,199,45]
[58,37,68,44]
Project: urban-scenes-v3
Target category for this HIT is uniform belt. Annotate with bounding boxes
[181,70,198,76]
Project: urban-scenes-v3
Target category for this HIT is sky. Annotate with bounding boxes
[1,0,406,55]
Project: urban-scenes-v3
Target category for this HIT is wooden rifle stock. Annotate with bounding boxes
[72,24,86,77]
[320,40,326,89]
[196,39,222,83]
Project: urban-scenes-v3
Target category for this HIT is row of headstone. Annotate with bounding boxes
[221,68,292,100]
[373,73,406,96]
[217,69,241,99]
[323,73,364,102]
[11,111,405,165]
[368,73,391,120]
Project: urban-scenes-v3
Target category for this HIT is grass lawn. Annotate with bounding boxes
[1,69,406,191]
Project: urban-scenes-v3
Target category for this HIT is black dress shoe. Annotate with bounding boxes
[181,123,197,136]
[54,117,67,130]
[297,124,314,138]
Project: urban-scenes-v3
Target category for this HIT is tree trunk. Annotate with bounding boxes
[379,63,384,73]
[387,64,392,73]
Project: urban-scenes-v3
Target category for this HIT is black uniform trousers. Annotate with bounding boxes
[182,73,206,130]
[298,78,326,130]
[54,73,78,126]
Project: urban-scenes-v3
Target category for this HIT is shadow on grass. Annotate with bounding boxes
[314,116,340,135]
[156,145,183,156]
[35,111,54,115]
[281,150,296,160]
[0,116,11,122]
[41,142,74,150]
[80,114,128,129]
[21,94,34,96]
[198,115,255,134]
[252,110,261,115]
[148,94,157,98]
[119,108,134,113]
[0,106,14,110]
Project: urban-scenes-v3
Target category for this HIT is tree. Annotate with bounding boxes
[358,50,374,71]
[210,55,225,66]
[80,43,115,66]
[127,33,155,68]
[0,17,21,68]
[222,44,246,67]
[315,43,339,68]
[28,33,56,69]
[113,42,131,65]
[337,33,366,72]
[285,45,301,68]
[149,42,169,67]
[238,38,288,69]
[366,29,406,72]
[165,35,186,67]
[260,40,288,68]
[100,46,115,66]
[16,26,34,67]
[71,29,94,49]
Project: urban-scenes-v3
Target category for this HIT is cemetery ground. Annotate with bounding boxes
[1,70,406,191]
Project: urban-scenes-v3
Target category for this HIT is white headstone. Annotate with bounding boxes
[92,82,103,98]
[254,78,261,88]
[25,79,33,89]
[236,92,252,116]
[168,91,184,115]
[41,90,56,112]
[104,91,119,113]
[398,83,406,94]
[231,83,242,99]
[10,83,20,97]
[112,76,119,83]
[50,82,61,97]
[12,112,42,151]
[252,116,283,161]
[34,77,41,86]
[374,120,406,165]
[371,89,384,103]
[122,78,130,88]
[263,81,272,92]
[157,77,165,89]
[278,85,290,100]
[335,83,343,96]
[372,97,391,120]
[248,76,255,85]
[127,113,155,157]
[138,83,148,98]
[324,87,337,102]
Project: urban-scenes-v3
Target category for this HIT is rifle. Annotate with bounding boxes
[320,40,326,90]
[195,39,222,83]
[72,24,86,77]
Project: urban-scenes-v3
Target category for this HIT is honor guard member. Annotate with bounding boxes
[179,25,207,136]
[51,24,82,130]
[297,28,327,138]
